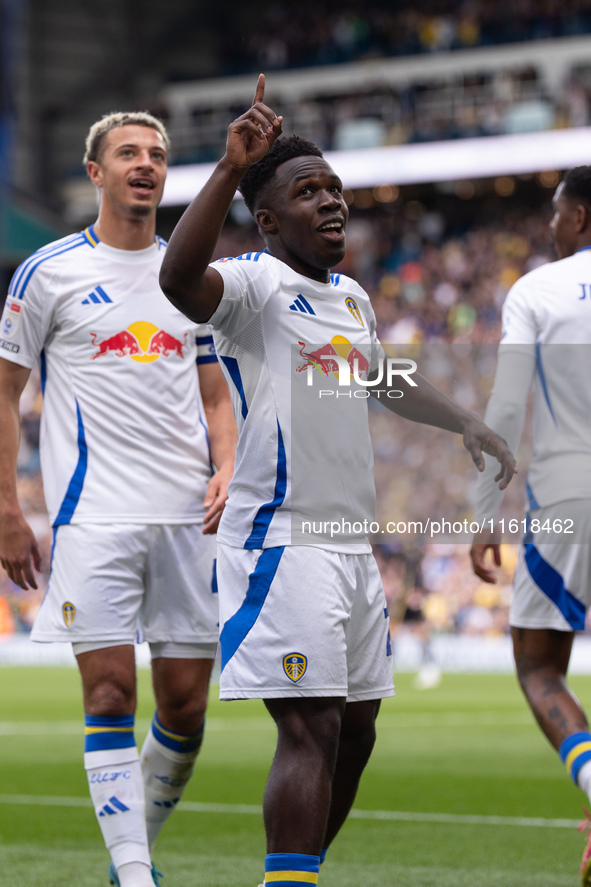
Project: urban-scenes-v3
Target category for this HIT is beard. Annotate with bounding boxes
[129,202,153,219]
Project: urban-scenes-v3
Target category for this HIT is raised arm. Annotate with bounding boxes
[0,357,42,589]
[159,74,283,323]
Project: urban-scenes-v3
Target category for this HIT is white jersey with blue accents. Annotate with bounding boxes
[209,250,384,552]
[498,247,591,508]
[0,226,217,526]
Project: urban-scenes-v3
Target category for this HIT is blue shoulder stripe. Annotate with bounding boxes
[237,251,264,262]
[8,233,85,298]
[10,235,88,301]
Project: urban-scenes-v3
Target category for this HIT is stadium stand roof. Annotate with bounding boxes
[161,126,591,206]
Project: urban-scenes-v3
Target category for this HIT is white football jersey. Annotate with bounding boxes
[0,225,216,526]
[209,251,383,552]
[476,247,591,520]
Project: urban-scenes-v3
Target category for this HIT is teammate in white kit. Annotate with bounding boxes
[0,112,236,887]
[470,167,591,886]
[159,76,515,887]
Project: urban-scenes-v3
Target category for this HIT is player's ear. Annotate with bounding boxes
[578,202,591,234]
[87,161,103,187]
[255,207,279,236]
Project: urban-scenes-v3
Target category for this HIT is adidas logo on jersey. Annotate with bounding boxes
[98,796,130,816]
[82,285,113,305]
[288,295,316,315]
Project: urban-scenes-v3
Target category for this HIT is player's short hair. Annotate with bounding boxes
[83,111,170,167]
[239,135,324,214]
[561,166,591,208]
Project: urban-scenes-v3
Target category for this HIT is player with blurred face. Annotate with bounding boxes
[159,75,515,887]
[0,111,236,887]
[471,167,591,887]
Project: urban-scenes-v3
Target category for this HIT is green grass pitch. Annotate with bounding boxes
[0,666,588,886]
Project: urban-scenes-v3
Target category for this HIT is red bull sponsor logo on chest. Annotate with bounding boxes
[90,321,187,362]
[296,335,371,380]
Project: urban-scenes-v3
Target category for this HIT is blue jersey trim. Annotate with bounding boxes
[84,225,99,246]
[524,542,586,630]
[220,546,285,671]
[525,480,540,510]
[237,251,264,262]
[220,355,248,419]
[39,350,47,395]
[13,240,86,300]
[9,235,87,301]
[535,343,558,427]
[244,420,287,549]
[53,400,88,526]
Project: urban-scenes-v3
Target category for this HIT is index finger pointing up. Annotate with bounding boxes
[253,73,265,106]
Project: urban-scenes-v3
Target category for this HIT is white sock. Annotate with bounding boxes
[84,715,151,870]
[141,713,204,852]
[116,861,154,887]
[579,760,591,803]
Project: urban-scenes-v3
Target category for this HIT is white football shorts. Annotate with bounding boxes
[31,523,219,652]
[217,543,395,701]
[510,499,591,632]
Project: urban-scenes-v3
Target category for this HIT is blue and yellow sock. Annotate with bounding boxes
[559,732,591,785]
[264,853,320,885]
[149,712,204,754]
[319,848,329,866]
[83,714,151,870]
[84,713,136,757]
[142,712,205,852]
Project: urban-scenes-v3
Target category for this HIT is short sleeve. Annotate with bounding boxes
[0,268,53,368]
[500,276,538,345]
[208,255,274,338]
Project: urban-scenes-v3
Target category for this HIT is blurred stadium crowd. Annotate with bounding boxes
[1,184,555,640]
[164,2,591,164]
[223,1,591,73]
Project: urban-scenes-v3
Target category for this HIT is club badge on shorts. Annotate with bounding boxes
[62,602,76,627]
[283,652,307,683]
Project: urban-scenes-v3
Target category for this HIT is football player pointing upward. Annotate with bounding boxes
[160,75,515,887]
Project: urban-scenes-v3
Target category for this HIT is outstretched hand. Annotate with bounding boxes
[225,74,283,171]
[462,417,517,490]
